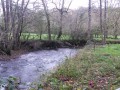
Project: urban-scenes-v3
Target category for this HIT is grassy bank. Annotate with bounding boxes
[41,44,120,90]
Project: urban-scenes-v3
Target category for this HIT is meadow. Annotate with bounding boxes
[20,33,71,40]
[20,33,120,42]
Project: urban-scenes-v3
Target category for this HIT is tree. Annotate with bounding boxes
[14,0,30,49]
[113,10,120,39]
[52,0,73,40]
[1,0,10,49]
[107,0,120,39]
[99,0,103,43]
[103,0,107,44]
[87,0,92,43]
[33,11,45,40]
[70,8,87,40]
[1,0,30,50]
[41,0,51,40]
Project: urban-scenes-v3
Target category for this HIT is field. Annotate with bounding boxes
[94,35,120,41]
[20,33,120,42]
[20,33,71,40]
[41,44,120,90]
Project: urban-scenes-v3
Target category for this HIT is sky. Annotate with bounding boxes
[0,0,118,10]
[0,0,90,13]
[49,0,89,9]
[34,0,99,9]
[30,0,91,9]
[70,0,89,9]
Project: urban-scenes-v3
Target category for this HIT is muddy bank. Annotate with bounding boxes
[21,40,87,50]
[0,49,28,60]
[0,40,86,59]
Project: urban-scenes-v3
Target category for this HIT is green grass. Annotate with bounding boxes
[20,33,71,40]
[20,33,120,42]
[94,35,120,41]
[94,38,120,41]
[41,44,120,90]
[94,44,120,56]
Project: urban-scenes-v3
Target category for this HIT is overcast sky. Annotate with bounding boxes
[29,0,92,9]
[0,0,91,13]
[70,0,89,9]
[33,0,99,9]
[0,0,118,10]
[49,0,89,9]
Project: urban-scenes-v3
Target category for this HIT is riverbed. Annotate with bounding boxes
[0,48,78,89]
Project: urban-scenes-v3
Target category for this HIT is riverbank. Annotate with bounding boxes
[0,40,86,60]
[41,44,120,90]
[0,49,28,60]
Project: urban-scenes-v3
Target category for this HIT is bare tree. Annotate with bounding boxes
[87,0,92,43]
[108,0,120,39]
[113,12,120,39]
[33,11,45,40]
[52,0,73,40]
[102,0,107,44]
[99,0,103,43]
[1,0,30,50]
[41,0,51,40]
[1,0,9,49]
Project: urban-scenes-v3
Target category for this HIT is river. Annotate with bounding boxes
[0,48,78,89]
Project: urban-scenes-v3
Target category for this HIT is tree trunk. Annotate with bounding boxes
[57,11,63,40]
[87,0,92,43]
[1,0,9,48]
[114,22,118,39]
[100,0,103,44]
[103,0,107,45]
[12,0,30,49]
[41,0,51,41]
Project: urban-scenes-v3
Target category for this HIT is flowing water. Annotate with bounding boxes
[0,48,78,89]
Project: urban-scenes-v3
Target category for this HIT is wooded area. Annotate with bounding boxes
[1,0,120,90]
[0,0,120,54]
